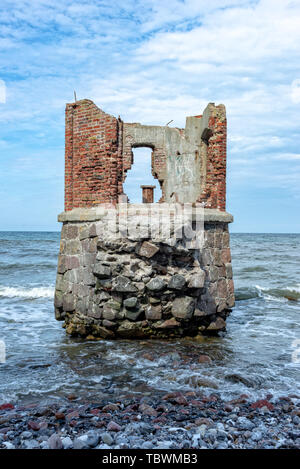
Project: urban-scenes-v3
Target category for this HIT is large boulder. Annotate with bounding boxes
[187,270,205,289]
[117,320,146,338]
[206,317,226,331]
[145,304,162,320]
[146,277,167,292]
[112,275,138,293]
[123,297,138,309]
[171,296,195,319]
[138,241,159,258]
[102,303,118,320]
[93,264,111,279]
[124,308,143,321]
[93,325,115,339]
[155,317,180,329]
[168,274,186,290]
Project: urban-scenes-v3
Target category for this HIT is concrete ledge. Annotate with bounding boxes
[58,206,233,224]
[203,209,233,223]
[58,207,108,222]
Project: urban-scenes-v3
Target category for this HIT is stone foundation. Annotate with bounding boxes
[55,206,234,339]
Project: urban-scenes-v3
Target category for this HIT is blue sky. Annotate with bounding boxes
[0,0,300,232]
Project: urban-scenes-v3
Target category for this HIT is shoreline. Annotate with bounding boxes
[1,392,299,449]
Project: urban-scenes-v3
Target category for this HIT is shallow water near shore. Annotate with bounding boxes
[0,231,299,404]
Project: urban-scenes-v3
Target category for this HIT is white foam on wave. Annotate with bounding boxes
[0,286,54,299]
[255,285,282,302]
[255,284,300,302]
[287,283,300,293]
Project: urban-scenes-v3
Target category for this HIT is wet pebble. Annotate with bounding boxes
[101,432,114,446]
[62,436,73,449]
[107,420,121,432]
[48,433,63,450]
[73,436,89,450]
[23,439,39,449]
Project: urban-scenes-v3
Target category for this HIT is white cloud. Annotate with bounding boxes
[136,1,300,66]
[273,153,300,161]
[291,79,300,104]
[0,80,6,103]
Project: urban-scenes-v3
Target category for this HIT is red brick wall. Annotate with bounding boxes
[197,105,227,211]
[64,99,121,210]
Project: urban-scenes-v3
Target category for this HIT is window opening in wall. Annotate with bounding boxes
[123,147,162,203]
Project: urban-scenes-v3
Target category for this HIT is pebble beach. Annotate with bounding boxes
[1,391,300,450]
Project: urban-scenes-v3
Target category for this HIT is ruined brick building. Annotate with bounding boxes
[55,99,234,339]
[64,99,227,210]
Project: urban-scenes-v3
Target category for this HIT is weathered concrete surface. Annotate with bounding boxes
[58,206,233,224]
[122,103,226,208]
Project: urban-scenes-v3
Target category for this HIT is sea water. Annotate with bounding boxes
[0,231,299,403]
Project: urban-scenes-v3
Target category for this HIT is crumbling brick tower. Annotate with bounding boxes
[55,99,234,339]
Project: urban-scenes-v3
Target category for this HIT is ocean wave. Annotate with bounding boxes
[236,284,300,302]
[0,286,55,299]
[235,287,259,301]
[0,262,57,272]
[286,284,300,293]
[240,266,268,273]
[256,284,300,302]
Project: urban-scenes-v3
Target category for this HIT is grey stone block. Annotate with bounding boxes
[172,296,195,319]
[168,274,186,290]
[146,277,167,292]
[207,317,226,331]
[187,271,205,289]
[64,268,79,283]
[82,237,97,253]
[65,224,79,240]
[63,293,75,312]
[138,241,159,258]
[103,304,118,320]
[145,304,162,320]
[112,276,138,293]
[65,256,80,270]
[225,262,233,279]
[207,266,219,282]
[64,239,82,255]
[54,290,63,308]
[124,309,143,321]
[93,264,111,279]
[124,297,138,308]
